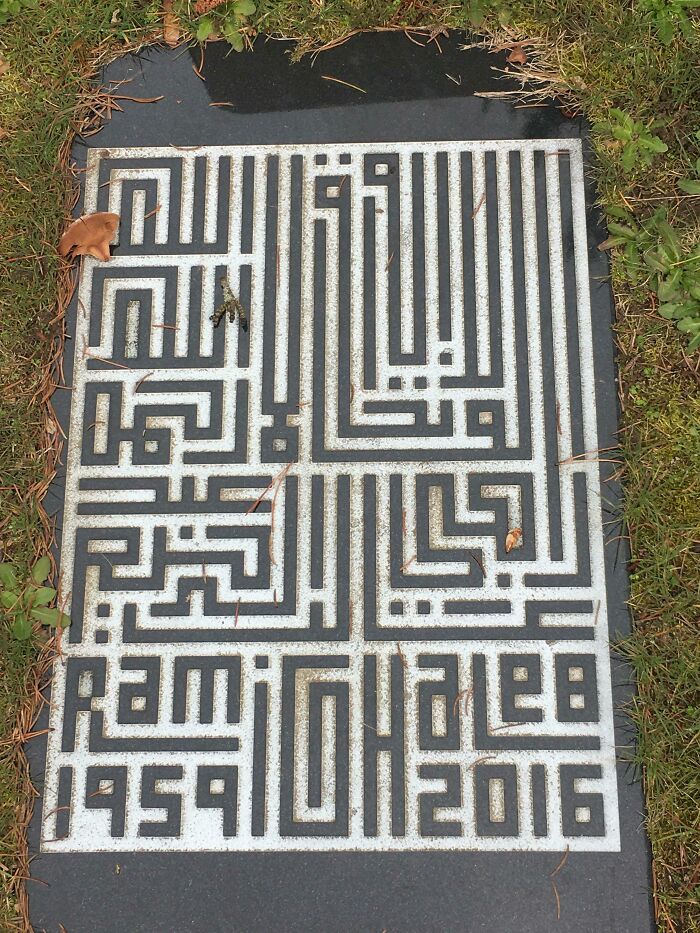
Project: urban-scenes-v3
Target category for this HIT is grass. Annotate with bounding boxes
[0,0,698,930]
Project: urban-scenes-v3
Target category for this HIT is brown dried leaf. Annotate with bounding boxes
[428,25,449,41]
[58,212,119,262]
[0,56,9,77]
[163,0,180,48]
[506,44,528,65]
[194,0,227,13]
[505,527,522,553]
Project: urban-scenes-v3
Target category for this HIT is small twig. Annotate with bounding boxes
[246,462,292,514]
[465,755,497,770]
[108,95,164,103]
[468,550,486,575]
[549,846,570,922]
[246,477,276,514]
[557,445,618,466]
[558,456,621,466]
[22,876,49,887]
[452,686,473,719]
[396,643,408,669]
[551,847,570,878]
[245,463,292,515]
[42,804,71,820]
[551,878,561,921]
[84,353,130,369]
[403,29,426,47]
[192,45,205,81]
[134,370,154,392]
[321,74,367,94]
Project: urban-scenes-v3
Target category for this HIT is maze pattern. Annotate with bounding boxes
[42,141,620,852]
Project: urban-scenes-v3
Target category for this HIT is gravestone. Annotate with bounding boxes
[28,33,654,932]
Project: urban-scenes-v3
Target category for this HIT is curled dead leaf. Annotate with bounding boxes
[506,44,528,65]
[163,0,180,48]
[58,212,119,262]
[505,528,522,553]
[561,105,580,119]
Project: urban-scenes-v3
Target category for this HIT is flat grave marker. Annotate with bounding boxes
[29,34,654,933]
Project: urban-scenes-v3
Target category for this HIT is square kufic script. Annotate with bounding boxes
[42,140,620,853]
